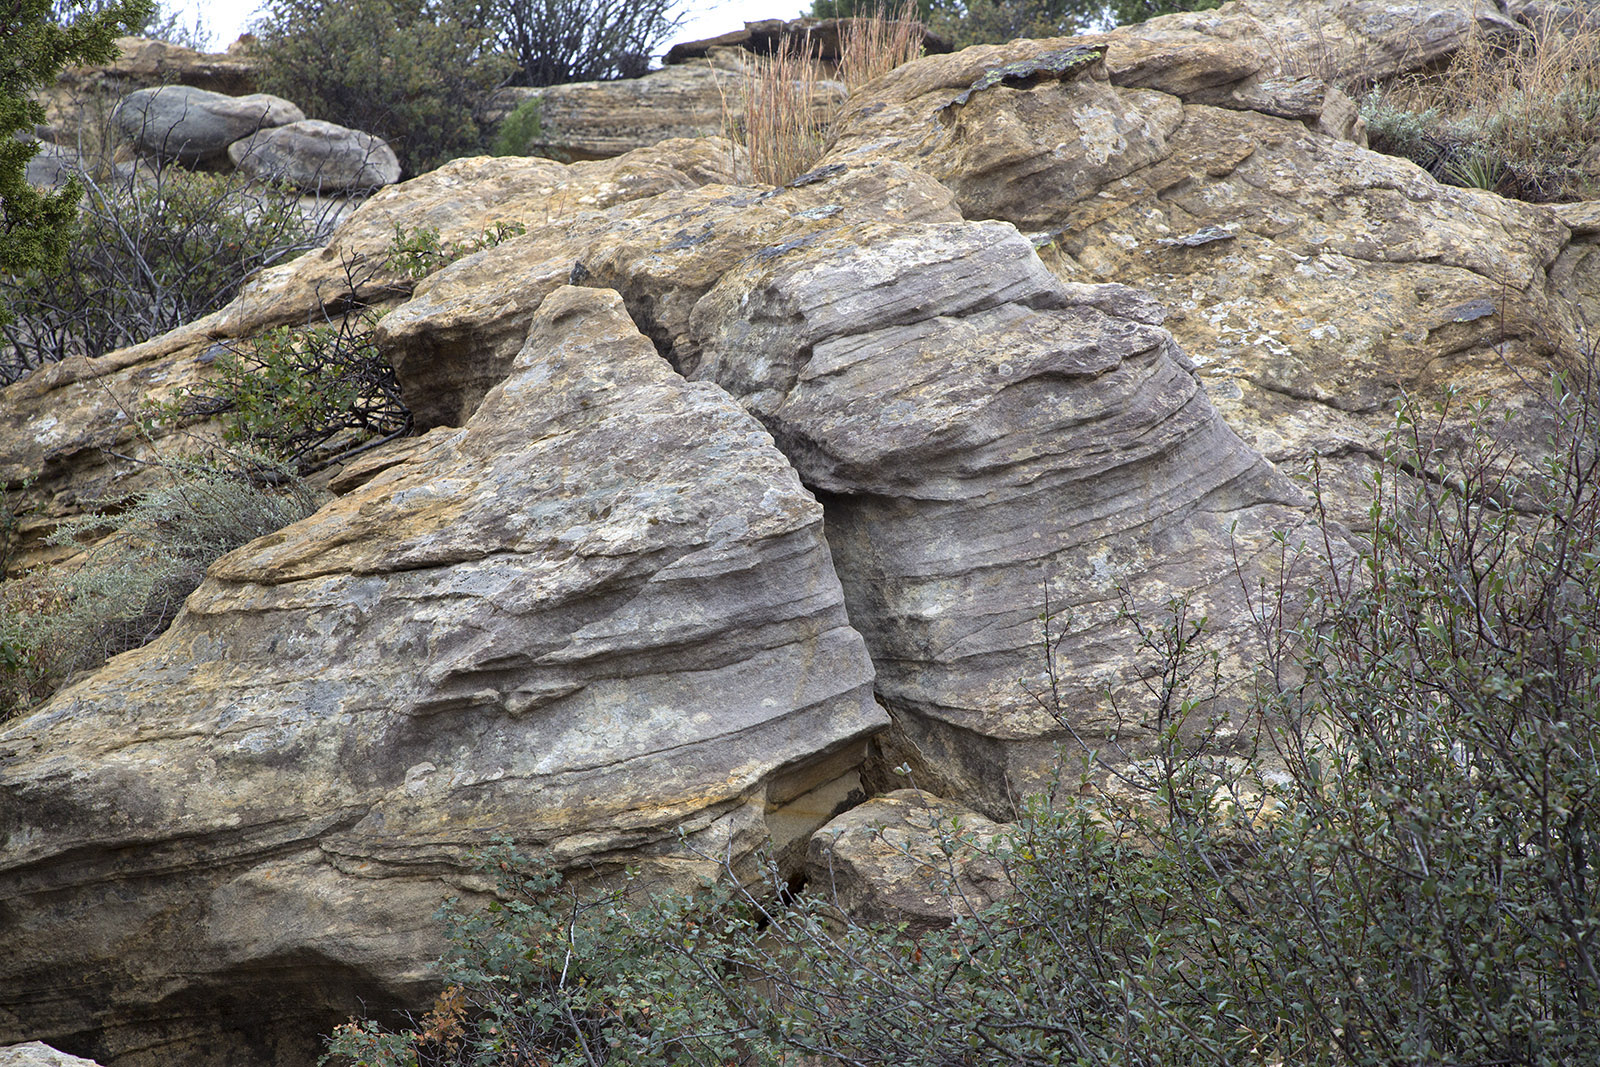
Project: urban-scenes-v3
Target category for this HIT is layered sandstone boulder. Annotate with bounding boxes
[0,285,884,1067]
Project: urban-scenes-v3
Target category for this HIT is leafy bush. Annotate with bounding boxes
[327,362,1600,1066]
[385,221,527,280]
[160,314,413,475]
[326,851,765,1067]
[489,0,681,86]
[0,165,335,383]
[1,448,325,719]
[250,0,514,176]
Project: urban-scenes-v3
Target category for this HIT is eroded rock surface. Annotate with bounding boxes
[228,119,401,192]
[824,33,1575,527]
[683,216,1315,812]
[0,139,744,576]
[0,286,884,1067]
[807,789,1010,933]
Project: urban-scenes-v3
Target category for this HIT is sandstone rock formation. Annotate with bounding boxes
[0,1044,105,1067]
[228,119,401,192]
[5,4,1600,1065]
[0,140,743,577]
[0,285,884,1066]
[111,85,304,166]
[482,48,843,162]
[823,21,1575,530]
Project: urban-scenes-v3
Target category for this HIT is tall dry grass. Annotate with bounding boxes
[838,1,926,91]
[735,39,834,187]
[727,4,926,187]
[1361,13,1600,200]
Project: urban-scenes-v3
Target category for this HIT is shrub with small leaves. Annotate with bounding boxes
[149,313,412,475]
[1,448,325,720]
[386,221,528,280]
[491,96,546,157]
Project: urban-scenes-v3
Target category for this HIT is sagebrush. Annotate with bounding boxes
[1,448,324,719]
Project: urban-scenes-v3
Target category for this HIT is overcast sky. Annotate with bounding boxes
[164,0,810,55]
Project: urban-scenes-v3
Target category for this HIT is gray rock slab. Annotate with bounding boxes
[0,286,885,1067]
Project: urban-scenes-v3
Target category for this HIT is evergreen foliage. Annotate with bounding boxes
[0,0,151,278]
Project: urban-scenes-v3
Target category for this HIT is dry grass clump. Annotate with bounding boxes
[0,448,325,721]
[727,5,926,186]
[837,1,926,91]
[734,40,835,187]
[1361,14,1600,201]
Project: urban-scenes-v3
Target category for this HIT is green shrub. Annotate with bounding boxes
[1,448,325,719]
[489,0,680,87]
[491,97,546,157]
[327,365,1600,1066]
[0,166,333,383]
[385,221,527,280]
[149,312,413,475]
[250,0,514,176]
[324,847,771,1067]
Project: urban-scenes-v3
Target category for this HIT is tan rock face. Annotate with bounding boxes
[0,287,885,1067]
[7,11,1599,1064]
[825,38,1575,529]
[0,139,743,576]
[480,55,844,163]
[683,216,1318,812]
[375,159,962,430]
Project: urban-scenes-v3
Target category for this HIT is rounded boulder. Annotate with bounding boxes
[111,85,303,165]
[228,119,401,192]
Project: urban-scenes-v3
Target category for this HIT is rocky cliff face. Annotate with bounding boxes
[3,1,1596,1064]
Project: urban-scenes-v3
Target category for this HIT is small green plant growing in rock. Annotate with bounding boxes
[491,96,546,156]
[147,313,412,476]
[386,221,528,280]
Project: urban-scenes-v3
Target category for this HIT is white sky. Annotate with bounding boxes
[168,0,810,56]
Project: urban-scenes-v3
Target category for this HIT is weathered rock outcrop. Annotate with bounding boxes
[0,1044,105,1067]
[806,789,1010,933]
[682,216,1314,811]
[6,6,1600,1065]
[823,29,1575,528]
[0,286,885,1067]
[0,139,743,576]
